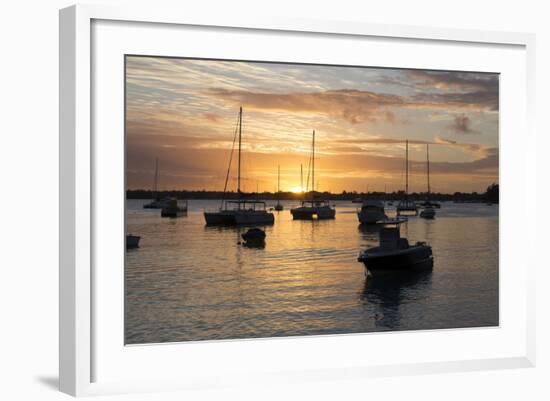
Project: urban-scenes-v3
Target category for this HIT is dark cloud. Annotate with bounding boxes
[408,71,499,112]
[407,70,498,91]
[448,114,479,134]
[207,88,404,124]
[208,79,498,125]
[333,138,432,145]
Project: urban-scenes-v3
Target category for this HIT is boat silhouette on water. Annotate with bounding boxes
[357,199,387,224]
[143,158,172,209]
[126,234,141,249]
[204,107,274,226]
[161,198,188,218]
[291,199,336,220]
[419,144,437,219]
[205,200,274,225]
[419,206,435,219]
[274,165,283,211]
[241,227,266,247]
[291,130,335,220]
[358,220,433,277]
[396,140,418,216]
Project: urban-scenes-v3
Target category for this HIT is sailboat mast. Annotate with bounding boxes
[153,157,159,195]
[405,140,409,196]
[300,164,303,192]
[237,106,242,195]
[426,144,431,196]
[278,165,280,193]
[312,130,315,194]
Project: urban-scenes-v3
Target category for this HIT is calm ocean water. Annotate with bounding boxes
[125,199,498,344]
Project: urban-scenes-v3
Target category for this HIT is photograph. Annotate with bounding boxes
[124,56,499,345]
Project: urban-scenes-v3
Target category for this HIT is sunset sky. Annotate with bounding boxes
[125,56,499,194]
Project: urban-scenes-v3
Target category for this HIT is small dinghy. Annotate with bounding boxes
[241,227,266,242]
[358,221,433,277]
[126,234,141,249]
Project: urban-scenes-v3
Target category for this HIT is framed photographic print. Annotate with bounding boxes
[60,4,536,396]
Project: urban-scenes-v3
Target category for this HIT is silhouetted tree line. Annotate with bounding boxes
[127,184,499,203]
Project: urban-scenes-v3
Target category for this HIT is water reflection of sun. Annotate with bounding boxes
[290,186,303,193]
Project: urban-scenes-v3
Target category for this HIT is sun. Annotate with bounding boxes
[290,186,303,193]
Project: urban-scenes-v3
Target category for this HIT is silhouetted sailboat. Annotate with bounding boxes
[204,107,274,226]
[420,144,436,219]
[274,165,283,211]
[143,158,172,209]
[291,130,336,220]
[397,140,418,216]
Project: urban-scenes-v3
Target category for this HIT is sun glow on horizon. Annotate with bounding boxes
[290,186,304,193]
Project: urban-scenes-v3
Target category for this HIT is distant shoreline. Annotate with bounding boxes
[126,188,499,203]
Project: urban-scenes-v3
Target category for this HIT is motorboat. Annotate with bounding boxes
[417,200,441,209]
[291,129,335,220]
[203,107,274,226]
[419,205,436,219]
[126,234,141,249]
[161,199,188,218]
[357,199,387,224]
[358,221,433,277]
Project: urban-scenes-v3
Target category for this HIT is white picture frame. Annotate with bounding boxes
[59,4,536,397]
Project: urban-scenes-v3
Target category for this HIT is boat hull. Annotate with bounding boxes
[419,209,435,219]
[161,206,187,218]
[126,235,141,249]
[204,210,274,226]
[291,206,335,220]
[357,210,386,224]
[358,245,433,277]
[234,211,275,225]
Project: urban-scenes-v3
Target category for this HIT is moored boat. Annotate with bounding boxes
[419,205,435,219]
[203,107,274,226]
[274,165,284,211]
[143,158,171,209]
[419,144,437,219]
[205,200,275,225]
[161,199,188,218]
[241,227,266,242]
[397,140,418,216]
[291,199,336,220]
[418,200,441,209]
[144,197,172,209]
[358,221,433,277]
[291,129,335,220]
[126,234,141,249]
[357,199,387,224]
